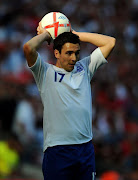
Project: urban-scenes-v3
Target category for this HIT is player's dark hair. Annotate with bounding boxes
[53,32,80,53]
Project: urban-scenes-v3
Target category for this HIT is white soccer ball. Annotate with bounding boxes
[41,12,71,39]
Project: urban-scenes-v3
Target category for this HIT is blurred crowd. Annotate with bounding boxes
[0,0,138,179]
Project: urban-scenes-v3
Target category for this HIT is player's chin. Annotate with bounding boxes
[68,65,75,71]
[66,66,74,72]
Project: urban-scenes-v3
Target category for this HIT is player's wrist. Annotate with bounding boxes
[43,31,52,45]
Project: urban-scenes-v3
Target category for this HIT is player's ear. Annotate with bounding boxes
[54,49,60,59]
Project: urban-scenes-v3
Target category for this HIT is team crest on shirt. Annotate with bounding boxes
[76,63,84,72]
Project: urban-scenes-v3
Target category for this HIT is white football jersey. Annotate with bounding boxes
[30,47,107,151]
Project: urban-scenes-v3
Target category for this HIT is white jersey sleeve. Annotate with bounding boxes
[89,47,108,79]
[29,52,50,91]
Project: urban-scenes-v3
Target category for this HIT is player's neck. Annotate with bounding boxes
[56,60,62,68]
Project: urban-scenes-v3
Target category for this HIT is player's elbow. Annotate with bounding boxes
[23,43,32,55]
[109,37,116,50]
[101,37,116,59]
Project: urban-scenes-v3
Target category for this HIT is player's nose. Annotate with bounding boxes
[71,53,77,62]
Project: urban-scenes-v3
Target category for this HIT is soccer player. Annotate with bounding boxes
[23,22,116,180]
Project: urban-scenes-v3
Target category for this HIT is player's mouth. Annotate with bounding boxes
[69,63,76,66]
[68,65,75,69]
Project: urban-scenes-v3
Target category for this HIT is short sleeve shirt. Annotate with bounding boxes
[30,47,107,151]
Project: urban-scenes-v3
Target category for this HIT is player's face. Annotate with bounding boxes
[55,43,80,72]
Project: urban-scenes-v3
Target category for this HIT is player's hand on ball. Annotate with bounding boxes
[37,22,52,45]
[37,22,47,34]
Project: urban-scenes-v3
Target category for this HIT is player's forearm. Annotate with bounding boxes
[73,31,116,58]
[74,31,115,48]
[23,31,51,67]
[24,32,50,52]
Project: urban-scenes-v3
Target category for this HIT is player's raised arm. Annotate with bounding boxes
[23,22,51,67]
[72,30,116,59]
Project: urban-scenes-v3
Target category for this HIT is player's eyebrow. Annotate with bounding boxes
[66,50,80,54]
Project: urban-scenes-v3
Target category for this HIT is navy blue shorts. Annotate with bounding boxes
[42,141,96,180]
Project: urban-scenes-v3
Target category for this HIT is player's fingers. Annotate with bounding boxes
[39,22,43,29]
[37,26,40,32]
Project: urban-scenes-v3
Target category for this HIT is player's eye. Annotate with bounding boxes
[75,51,80,56]
[66,51,73,55]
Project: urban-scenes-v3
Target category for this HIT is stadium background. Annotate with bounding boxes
[0,0,138,179]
